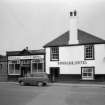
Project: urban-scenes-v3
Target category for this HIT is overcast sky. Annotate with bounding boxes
[0,0,105,55]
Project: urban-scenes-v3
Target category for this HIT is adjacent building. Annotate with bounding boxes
[6,48,45,81]
[44,10,105,82]
[0,55,7,82]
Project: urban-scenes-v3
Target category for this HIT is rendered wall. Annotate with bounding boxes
[45,44,105,75]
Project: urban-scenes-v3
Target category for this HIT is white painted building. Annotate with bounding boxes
[44,10,105,82]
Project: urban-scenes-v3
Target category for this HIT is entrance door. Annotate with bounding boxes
[50,67,60,82]
[21,66,30,77]
[81,67,94,80]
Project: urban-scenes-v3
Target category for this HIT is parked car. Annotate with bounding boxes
[18,72,49,86]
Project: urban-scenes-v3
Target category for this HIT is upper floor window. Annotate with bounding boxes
[84,45,94,60]
[50,47,59,61]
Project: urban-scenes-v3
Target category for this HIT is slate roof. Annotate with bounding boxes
[43,29,105,47]
[6,49,45,56]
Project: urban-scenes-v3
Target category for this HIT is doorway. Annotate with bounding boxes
[21,66,30,77]
[50,67,60,82]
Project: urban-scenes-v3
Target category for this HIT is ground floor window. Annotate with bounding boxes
[15,64,20,74]
[31,59,44,73]
[32,63,37,72]
[8,62,20,75]
[8,64,14,74]
[8,58,44,75]
[81,67,94,80]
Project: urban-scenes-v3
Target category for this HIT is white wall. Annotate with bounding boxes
[95,44,105,74]
[45,44,105,74]
[46,48,59,74]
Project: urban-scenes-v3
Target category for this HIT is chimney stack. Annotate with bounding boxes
[69,10,78,44]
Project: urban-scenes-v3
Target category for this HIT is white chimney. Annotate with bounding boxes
[69,10,79,44]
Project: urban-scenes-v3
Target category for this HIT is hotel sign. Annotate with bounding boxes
[8,55,44,60]
[58,61,87,65]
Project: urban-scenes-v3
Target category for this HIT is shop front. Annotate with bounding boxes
[7,49,45,81]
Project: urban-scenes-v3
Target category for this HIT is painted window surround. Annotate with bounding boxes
[31,60,44,73]
[8,61,20,75]
[84,45,94,60]
[50,47,59,61]
[81,67,95,80]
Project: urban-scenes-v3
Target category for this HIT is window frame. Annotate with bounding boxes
[8,60,20,75]
[84,45,95,60]
[31,59,44,73]
[50,47,59,61]
[81,67,95,80]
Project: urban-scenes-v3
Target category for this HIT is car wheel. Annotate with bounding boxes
[20,81,25,86]
[43,82,47,86]
[37,82,43,86]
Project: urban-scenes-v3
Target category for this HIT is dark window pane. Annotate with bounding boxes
[51,47,59,60]
[38,63,43,72]
[88,69,92,72]
[15,64,20,74]
[88,73,92,76]
[32,63,37,72]
[83,73,87,76]
[85,45,94,59]
[9,64,14,74]
[15,64,20,70]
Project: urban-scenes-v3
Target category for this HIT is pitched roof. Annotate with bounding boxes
[43,29,105,47]
[6,49,45,56]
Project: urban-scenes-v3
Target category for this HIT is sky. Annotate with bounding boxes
[0,0,105,55]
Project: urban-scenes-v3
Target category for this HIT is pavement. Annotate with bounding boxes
[26,82,105,105]
[53,82,105,87]
[0,82,105,105]
[26,85,69,105]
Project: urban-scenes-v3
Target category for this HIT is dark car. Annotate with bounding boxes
[18,72,49,86]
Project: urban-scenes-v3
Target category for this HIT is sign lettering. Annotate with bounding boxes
[58,61,87,65]
[8,55,44,60]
